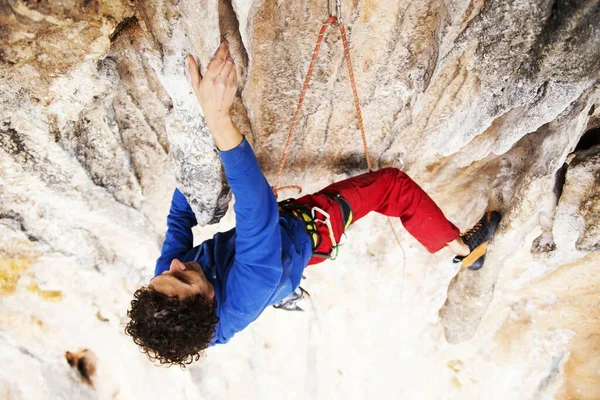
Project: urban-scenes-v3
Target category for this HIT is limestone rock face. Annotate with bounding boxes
[554,141,600,252]
[1,0,599,399]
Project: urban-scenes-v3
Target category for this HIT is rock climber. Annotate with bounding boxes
[125,41,501,366]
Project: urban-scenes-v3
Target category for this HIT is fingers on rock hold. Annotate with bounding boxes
[227,64,237,82]
[188,55,202,86]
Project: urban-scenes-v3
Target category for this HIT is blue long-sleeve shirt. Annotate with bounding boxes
[155,138,313,345]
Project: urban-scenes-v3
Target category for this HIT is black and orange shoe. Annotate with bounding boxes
[453,211,501,270]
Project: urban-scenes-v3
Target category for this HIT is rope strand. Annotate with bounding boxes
[271,16,402,257]
[272,17,372,196]
[340,24,372,172]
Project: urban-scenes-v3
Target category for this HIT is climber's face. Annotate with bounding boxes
[149,259,214,300]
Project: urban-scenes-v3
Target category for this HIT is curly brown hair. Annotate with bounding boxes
[125,287,219,367]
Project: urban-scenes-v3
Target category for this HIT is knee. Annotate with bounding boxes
[379,167,409,181]
[377,168,416,189]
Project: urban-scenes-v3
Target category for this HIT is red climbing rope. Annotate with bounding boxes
[272,16,372,197]
[271,14,405,256]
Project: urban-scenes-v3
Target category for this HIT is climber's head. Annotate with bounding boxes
[149,259,215,300]
[125,259,218,367]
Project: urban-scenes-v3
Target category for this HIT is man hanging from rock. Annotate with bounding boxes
[125,41,501,366]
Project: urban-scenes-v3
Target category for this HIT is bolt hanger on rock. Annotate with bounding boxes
[328,0,342,25]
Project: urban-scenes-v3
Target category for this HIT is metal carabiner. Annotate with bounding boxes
[328,0,342,25]
[311,206,339,260]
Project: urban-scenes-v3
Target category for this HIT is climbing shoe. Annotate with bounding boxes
[453,211,501,271]
[272,286,311,312]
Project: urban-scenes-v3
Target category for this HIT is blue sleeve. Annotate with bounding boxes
[218,137,282,322]
[154,188,197,276]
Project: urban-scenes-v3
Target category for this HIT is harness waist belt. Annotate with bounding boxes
[278,200,321,250]
[278,192,353,259]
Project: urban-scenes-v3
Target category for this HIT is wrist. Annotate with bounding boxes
[204,114,243,151]
[204,113,232,133]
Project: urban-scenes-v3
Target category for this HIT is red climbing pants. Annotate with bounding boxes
[293,168,461,265]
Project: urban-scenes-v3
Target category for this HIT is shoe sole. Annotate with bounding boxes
[461,211,502,270]
[461,242,487,269]
[467,254,485,271]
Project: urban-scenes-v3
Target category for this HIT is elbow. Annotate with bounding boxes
[227,260,284,306]
[249,260,284,287]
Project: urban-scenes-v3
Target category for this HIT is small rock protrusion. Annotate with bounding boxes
[531,233,557,256]
[65,349,97,385]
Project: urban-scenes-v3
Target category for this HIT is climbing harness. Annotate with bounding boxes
[278,192,353,260]
[312,192,353,259]
[272,1,404,262]
[278,200,321,250]
[311,207,339,258]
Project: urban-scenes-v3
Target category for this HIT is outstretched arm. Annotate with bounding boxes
[189,42,282,317]
[218,137,282,304]
[155,189,197,275]
[155,41,239,276]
